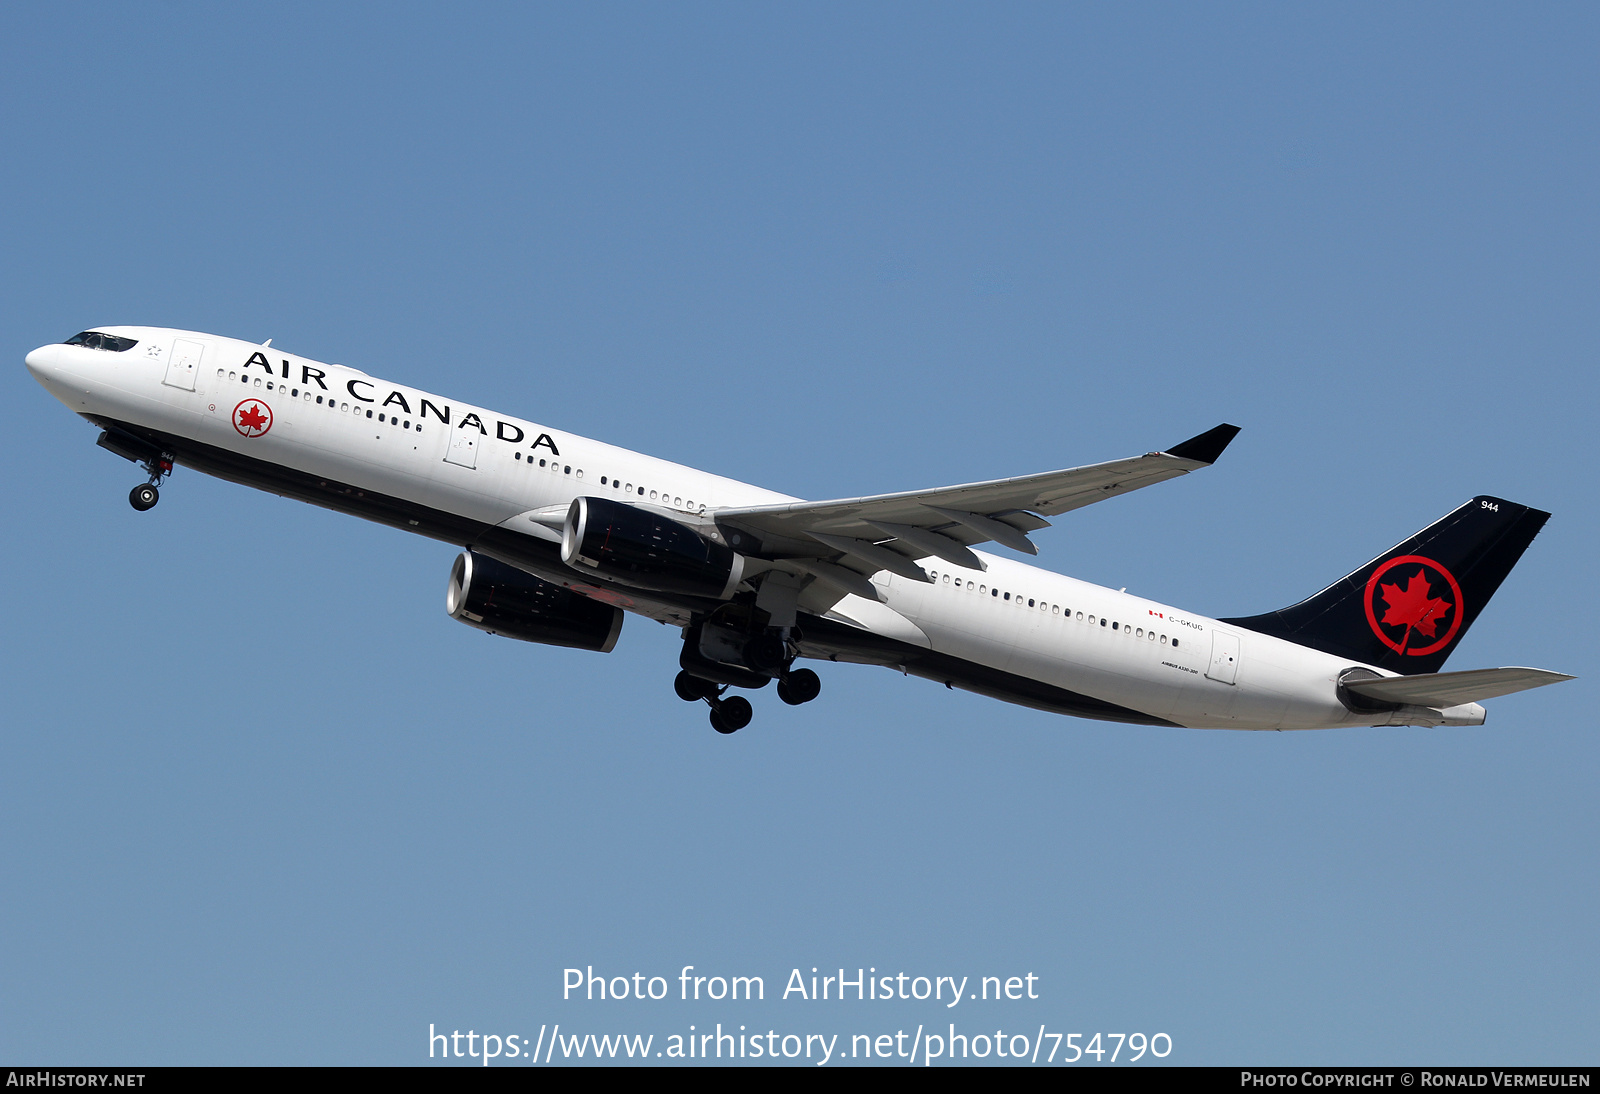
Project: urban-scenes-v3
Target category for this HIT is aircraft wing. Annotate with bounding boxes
[715,424,1240,591]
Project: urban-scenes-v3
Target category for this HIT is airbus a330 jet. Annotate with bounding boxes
[27,327,1572,733]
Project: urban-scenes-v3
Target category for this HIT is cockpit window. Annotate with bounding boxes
[65,331,139,352]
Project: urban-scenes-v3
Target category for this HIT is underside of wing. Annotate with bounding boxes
[713,424,1239,615]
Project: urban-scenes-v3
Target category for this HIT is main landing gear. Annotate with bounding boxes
[777,668,821,706]
[673,665,822,734]
[128,454,173,512]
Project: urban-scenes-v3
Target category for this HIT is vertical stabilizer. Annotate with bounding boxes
[1221,497,1549,675]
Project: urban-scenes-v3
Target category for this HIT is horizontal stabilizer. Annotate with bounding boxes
[1342,667,1574,708]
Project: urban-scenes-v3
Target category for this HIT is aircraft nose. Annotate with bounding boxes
[25,343,60,384]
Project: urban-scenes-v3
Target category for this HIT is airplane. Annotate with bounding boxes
[26,326,1573,734]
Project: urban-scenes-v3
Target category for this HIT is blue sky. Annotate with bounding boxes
[1,3,1594,1065]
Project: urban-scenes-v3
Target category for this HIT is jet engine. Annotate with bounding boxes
[447,551,623,652]
[560,496,744,600]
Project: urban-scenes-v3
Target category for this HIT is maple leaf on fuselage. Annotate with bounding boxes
[1379,570,1452,639]
[237,404,267,431]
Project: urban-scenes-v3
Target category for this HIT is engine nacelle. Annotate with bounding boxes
[447,551,623,652]
[561,496,744,600]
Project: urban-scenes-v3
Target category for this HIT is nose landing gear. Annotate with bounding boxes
[129,483,160,511]
[96,429,174,512]
[128,454,173,512]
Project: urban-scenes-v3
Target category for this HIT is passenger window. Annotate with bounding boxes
[1136,628,1143,637]
[292,388,299,397]
[637,487,644,495]
[267,381,274,390]
[515,452,522,461]
[565,466,571,474]
[1088,615,1095,624]
[217,369,225,379]
[674,497,682,507]
[1172,638,1179,648]
[1112,621,1118,631]
[1148,631,1155,641]
[1003,592,1010,600]
[378,413,384,422]
[254,378,262,387]
[650,490,658,499]
[341,403,349,411]
[943,574,950,583]
[1052,605,1059,614]
[539,459,546,467]
[601,476,607,485]
[403,420,409,428]
[228,372,237,381]
[366,409,373,418]
[316,395,322,404]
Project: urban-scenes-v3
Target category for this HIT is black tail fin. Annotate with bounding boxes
[1221,496,1549,675]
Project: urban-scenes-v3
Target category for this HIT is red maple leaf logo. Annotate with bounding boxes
[1379,569,1452,651]
[237,404,268,431]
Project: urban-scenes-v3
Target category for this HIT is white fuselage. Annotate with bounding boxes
[26,326,1477,731]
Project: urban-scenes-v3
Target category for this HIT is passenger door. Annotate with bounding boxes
[444,426,478,468]
[1206,629,1240,685]
[163,338,205,391]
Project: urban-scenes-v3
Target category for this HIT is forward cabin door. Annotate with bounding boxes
[1206,629,1240,685]
[163,338,204,390]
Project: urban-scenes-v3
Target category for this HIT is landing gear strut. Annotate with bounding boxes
[128,453,174,512]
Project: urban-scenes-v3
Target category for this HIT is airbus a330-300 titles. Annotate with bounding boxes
[27,327,1573,733]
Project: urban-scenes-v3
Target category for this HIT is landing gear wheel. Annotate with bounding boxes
[777,668,821,706]
[129,483,159,511]
[674,671,717,703]
[710,695,753,733]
